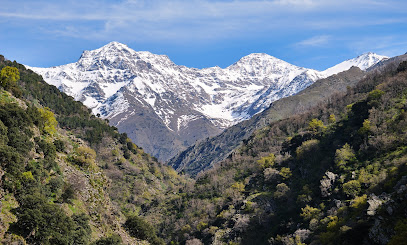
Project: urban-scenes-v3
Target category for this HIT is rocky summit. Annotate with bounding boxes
[28,42,387,161]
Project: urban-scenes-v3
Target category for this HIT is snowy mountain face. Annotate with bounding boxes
[28,42,388,161]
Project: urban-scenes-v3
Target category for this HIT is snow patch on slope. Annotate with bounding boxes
[323,52,388,77]
[27,42,388,134]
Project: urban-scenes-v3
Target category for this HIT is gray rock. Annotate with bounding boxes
[320,171,338,197]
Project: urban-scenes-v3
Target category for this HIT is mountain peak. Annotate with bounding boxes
[29,41,390,162]
[236,53,282,63]
[227,52,300,76]
[100,41,130,51]
[323,52,388,76]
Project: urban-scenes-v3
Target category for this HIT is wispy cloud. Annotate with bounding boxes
[350,35,407,57]
[297,35,331,47]
[0,0,406,43]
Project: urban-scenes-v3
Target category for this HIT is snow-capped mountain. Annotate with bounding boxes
[27,42,387,161]
[323,52,388,76]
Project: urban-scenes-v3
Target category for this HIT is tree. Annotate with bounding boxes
[0,66,20,89]
[308,118,326,134]
[274,183,290,199]
[335,143,356,170]
[328,114,336,124]
[38,107,58,135]
[70,146,97,168]
[124,216,164,245]
[257,153,275,168]
[358,119,371,135]
[9,193,89,245]
[92,234,123,245]
[0,120,8,145]
[343,180,361,197]
[279,167,292,180]
[300,205,321,221]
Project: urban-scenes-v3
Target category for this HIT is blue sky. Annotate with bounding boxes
[0,0,406,70]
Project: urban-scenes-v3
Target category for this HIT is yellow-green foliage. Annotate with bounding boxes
[244,201,255,212]
[257,153,275,168]
[111,149,119,157]
[295,235,306,245]
[335,143,355,169]
[368,89,385,101]
[0,193,18,224]
[300,205,321,221]
[0,90,16,104]
[0,66,20,88]
[328,114,336,124]
[319,216,344,244]
[181,224,192,234]
[350,194,367,209]
[296,139,320,160]
[279,167,292,180]
[326,216,342,230]
[22,171,34,181]
[0,120,8,145]
[358,119,371,135]
[357,168,371,185]
[308,118,326,134]
[38,107,58,135]
[231,182,245,192]
[71,146,97,168]
[197,221,208,231]
[342,180,361,197]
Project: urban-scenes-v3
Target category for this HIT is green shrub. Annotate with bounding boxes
[0,66,19,89]
[308,118,326,134]
[92,234,123,245]
[343,180,361,197]
[10,194,90,245]
[257,153,275,168]
[335,143,356,170]
[124,215,164,245]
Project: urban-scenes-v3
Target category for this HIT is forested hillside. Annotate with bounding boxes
[169,54,407,177]
[158,59,407,244]
[0,55,187,245]
[169,66,366,176]
[1,54,407,245]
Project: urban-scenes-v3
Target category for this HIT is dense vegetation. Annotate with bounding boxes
[145,60,407,244]
[1,54,407,245]
[0,56,186,244]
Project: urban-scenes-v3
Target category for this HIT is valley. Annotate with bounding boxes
[0,50,406,245]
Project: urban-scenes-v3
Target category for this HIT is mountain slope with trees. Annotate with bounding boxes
[0,55,187,245]
[157,56,407,244]
[168,67,365,176]
[169,54,407,177]
[30,42,387,162]
[1,53,407,245]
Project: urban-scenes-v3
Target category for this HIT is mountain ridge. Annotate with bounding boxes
[169,53,406,176]
[27,42,387,161]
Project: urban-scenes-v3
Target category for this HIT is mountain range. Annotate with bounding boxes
[2,48,407,245]
[28,42,387,161]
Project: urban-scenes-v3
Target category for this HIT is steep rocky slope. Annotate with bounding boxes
[28,42,387,161]
[169,67,365,175]
[169,54,407,176]
[155,56,407,244]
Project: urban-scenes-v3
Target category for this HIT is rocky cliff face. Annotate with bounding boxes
[28,42,387,161]
[168,67,367,175]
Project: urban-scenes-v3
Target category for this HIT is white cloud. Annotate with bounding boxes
[0,0,406,42]
[350,35,407,57]
[297,35,331,47]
